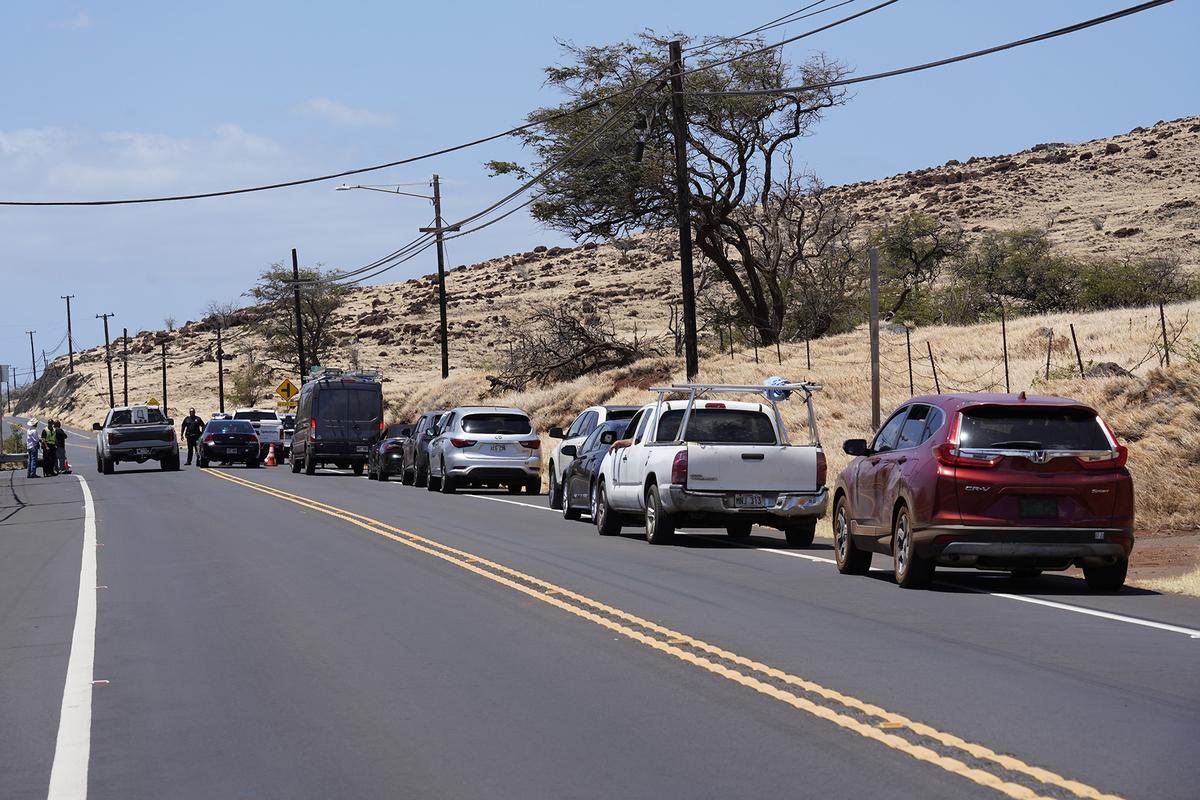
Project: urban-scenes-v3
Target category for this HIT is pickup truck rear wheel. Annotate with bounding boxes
[785,520,816,548]
[594,481,622,536]
[644,484,676,545]
[833,497,871,574]
[102,457,114,475]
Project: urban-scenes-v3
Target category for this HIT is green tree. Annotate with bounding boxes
[951,228,1079,317]
[245,264,350,373]
[872,213,965,321]
[490,34,849,345]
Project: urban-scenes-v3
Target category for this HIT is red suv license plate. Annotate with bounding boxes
[1019,496,1057,519]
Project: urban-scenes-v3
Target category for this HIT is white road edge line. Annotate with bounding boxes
[460,491,1200,639]
[47,474,98,800]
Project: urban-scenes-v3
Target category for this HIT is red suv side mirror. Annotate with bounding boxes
[843,438,869,457]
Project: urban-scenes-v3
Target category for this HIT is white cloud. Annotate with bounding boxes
[294,97,393,128]
[57,10,93,30]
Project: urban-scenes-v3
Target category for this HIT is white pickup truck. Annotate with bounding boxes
[233,409,285,461]
[592,382,828,546]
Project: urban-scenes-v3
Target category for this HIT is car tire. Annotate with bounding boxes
[1083,560,1127,592]
[892,504,933,589]
[247,458,259,468]
[563,491,582,521]
[198,457,208,468]
[644,483,676,545]
[102,457,114,475]
[440,463,456,494]
[833,496,871,575]
[594,481,622,536]
[427,464,442,492]
[525,478,541,496]
[785,520,816,548]
[506,482,522,495]
[304,452,316,476]
[367,463,377,480]
[726,522,752,539]
[95,454,103,474]
[401,462,414,485]
[352,463,364,477]
[378,467,389,482]
[415,462,429,488]
[290,453,301,473]
[548,466,563,510]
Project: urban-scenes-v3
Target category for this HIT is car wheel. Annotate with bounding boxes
[198,457,208,468]
[102,457,114,475]
[548,466,563,510]
[833,496,872,575]
[352,463,364,477]
[1083,560,1127,592]
[892,504,933,589]
[401,461,414,485]
[644,483,676,545]
[785,520,816,548]
[427,463,442,491]
[726,522,752,539]
[290,452,301,473]
[367,463,377,480]
[563,480,582,520]
[506,482,522,495]
[415,462,429,488]
[96,454,103,474]
[440,462,456,494]
[304,452,316,475]
[378,466,389,482]
[525,477,541,496]
[594,481,622,536]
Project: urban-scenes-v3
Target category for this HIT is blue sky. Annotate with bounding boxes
[2,0,1196,382]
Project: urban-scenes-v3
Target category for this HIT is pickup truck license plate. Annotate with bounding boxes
[735,493,765,508]
[490,444,507,452]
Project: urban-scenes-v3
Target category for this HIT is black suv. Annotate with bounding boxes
[290,371,384,476]
[400,410,445,486]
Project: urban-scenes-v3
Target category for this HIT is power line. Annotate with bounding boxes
[0,74,666,208]
[684,0,855,56]
[696,0,1174,97]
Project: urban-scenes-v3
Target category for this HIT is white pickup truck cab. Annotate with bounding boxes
[233,409,285,460]
[593,382,828,546]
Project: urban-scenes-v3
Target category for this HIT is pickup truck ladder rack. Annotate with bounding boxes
[646,382,822,447]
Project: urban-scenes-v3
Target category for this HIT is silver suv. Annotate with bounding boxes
[427,406,542,495]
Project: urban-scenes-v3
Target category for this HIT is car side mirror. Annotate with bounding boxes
[166,418,174,426]
[92,422,102,431]
[561,444,578,458]
[549,426,565,439]
[599,431,617,446]
[843,438,869,457]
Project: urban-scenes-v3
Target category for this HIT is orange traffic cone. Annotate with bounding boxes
[63,459,72,474]
[266,443,277,467]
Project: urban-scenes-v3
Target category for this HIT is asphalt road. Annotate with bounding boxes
[2,418,1198,799]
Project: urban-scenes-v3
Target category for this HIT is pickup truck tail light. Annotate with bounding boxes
[107,433,115,445]
[671,450,688,486]
[520,439,541,450]
[450,438,477,448]
[816,451,827,487]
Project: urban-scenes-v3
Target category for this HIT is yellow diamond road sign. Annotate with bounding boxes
[276,379,299,402]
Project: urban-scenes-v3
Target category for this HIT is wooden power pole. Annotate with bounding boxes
[668,40,700,380]
[96,314,115,408]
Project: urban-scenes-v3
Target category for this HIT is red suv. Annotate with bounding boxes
[832,393,1134,591]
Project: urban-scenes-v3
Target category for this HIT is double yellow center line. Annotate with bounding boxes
[204,468,1121,800]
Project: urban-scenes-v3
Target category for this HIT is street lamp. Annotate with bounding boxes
[337,177,458,379]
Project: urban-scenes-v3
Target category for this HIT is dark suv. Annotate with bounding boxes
[290,371,384,477]
[400,410,445,486]
[832,393,1134,591]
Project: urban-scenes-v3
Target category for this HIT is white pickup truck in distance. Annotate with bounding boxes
[593,382,828,546]
[233,409,285,460]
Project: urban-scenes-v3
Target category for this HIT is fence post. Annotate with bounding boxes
[904,327,913,396]
[1045,328,1053,380]
[775,334,782,366]
[1159,301,1171,367]
[805,337,811,371]
[1069,323,1085,378]
[728,322,734,360]
[926,342,941,394]
[1001,307,1010,393]
[752,327,759,364]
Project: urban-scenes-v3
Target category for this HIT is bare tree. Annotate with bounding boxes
[162,315,176,332]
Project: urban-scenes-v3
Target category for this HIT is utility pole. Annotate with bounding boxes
[668,40,700,380]
[868,247,881,429]
[418,175,460,380]
[291,248,307,381]
[26,330,37,382]
[216,321,226,413]
[61,295,76,373]
[122,327,129,406]
[96,314,115,408]
[161,342,168,418]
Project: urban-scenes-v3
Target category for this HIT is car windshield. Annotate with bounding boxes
[108,408,166,426]
[655,408,777,444]
[461,413,531,435]
[205,421,255,435]
[234,411,277,422]
[605,408,638,420]
[958,407,1109,450]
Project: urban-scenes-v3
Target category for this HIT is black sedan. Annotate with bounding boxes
[368,423,414,482]
[561,420,627,521]
[196,420,261,468]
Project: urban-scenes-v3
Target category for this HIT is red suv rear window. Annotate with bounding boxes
[958,407,1109,450]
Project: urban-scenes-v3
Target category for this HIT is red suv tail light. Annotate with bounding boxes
[815,451,827,487]
[671,450,688,486]
[450,438,476,448]
[1077,444,1128,470]
[935,443,1002,468]
[520,439,541,450]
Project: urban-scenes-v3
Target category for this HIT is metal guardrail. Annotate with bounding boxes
[1,453,28,464]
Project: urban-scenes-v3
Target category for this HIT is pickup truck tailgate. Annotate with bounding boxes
[686,444,818,492]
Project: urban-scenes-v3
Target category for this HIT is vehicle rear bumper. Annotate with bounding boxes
[663,486,828,526]
[915,524,1134,569]
[446,465,540,483]
[109,443,177,461]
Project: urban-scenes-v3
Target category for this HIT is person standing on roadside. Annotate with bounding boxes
[181,408,204,465]
[42,420,58,476]
[25,420,41,478]
[54,421,68,473]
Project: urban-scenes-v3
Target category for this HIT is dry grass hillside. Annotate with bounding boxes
[17,117,1200,550]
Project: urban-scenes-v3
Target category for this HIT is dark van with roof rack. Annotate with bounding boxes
[290,369,384,477]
